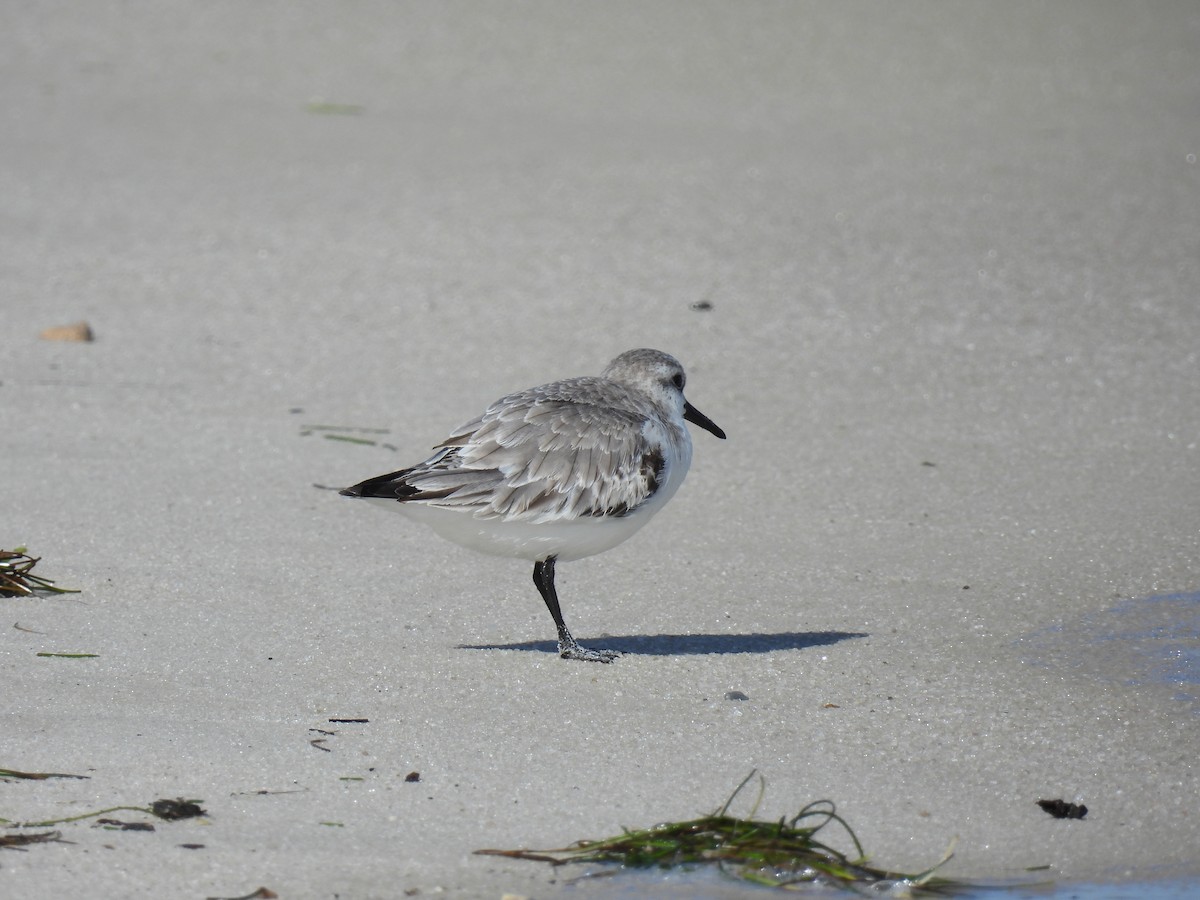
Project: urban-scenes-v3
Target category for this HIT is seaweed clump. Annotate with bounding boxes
[477,771,967,894]
[0,548,79,597]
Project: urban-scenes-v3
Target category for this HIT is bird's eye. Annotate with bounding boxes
[672,373,685,390]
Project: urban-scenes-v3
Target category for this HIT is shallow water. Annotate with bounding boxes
[1033,879,1200,900]
[1018,590,1200,714]
[572,866,1200,898]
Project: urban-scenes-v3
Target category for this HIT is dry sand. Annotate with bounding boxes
[4,2,1199,897]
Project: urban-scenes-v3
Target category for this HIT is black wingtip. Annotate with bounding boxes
[339,467,421,501]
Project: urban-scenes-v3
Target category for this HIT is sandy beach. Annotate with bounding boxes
[4,2,1199,897]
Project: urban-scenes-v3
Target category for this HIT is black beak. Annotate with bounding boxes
[684,401,726,440]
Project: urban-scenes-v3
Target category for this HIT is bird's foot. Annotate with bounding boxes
[558,639,621,663]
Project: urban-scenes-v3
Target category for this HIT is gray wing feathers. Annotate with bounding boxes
[399,387,662,522]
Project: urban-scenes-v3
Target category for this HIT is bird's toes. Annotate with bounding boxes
[559,644,622,663]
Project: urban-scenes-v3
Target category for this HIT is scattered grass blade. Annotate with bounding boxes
[12,798,206,828]
[0,768,89,781]
[0,830,65,850]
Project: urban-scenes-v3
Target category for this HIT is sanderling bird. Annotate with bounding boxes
[340,348,726,663]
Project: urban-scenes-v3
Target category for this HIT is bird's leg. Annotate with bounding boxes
[532,557,620,663]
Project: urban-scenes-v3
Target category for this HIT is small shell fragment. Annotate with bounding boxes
[39,321,94,342]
